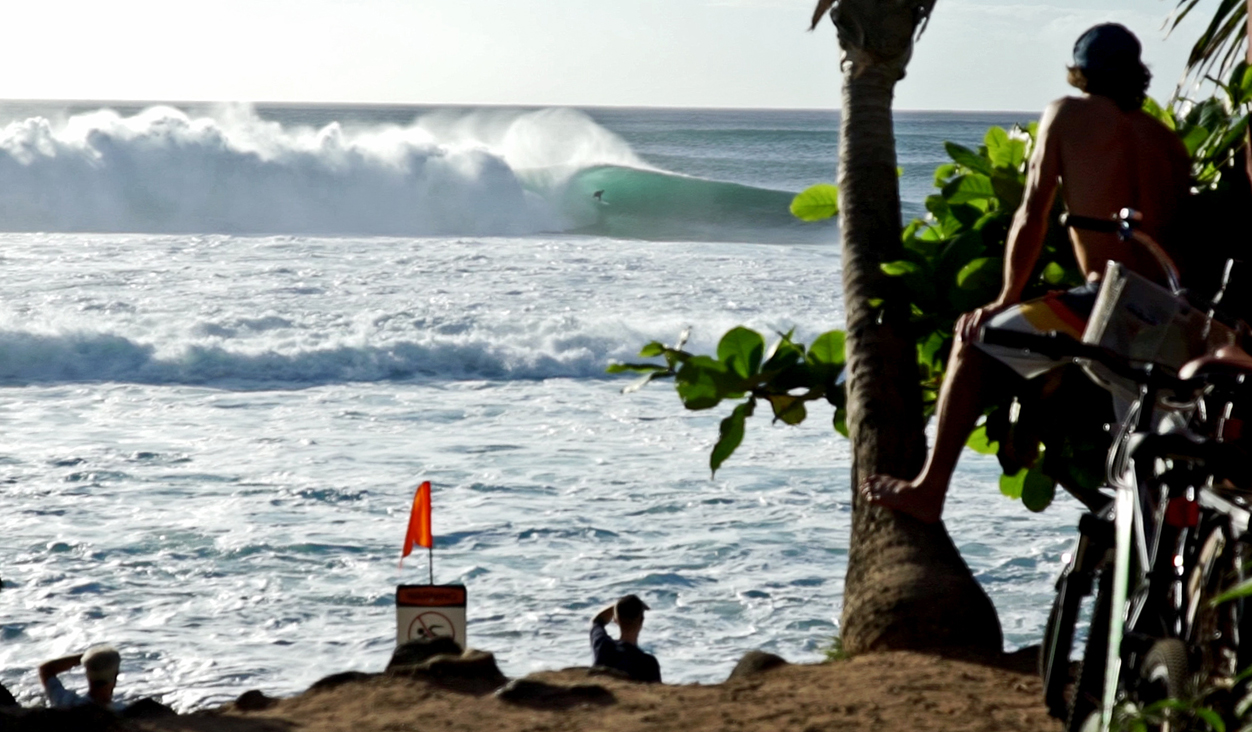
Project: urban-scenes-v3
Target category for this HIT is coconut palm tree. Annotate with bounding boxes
[810,0,1002,654]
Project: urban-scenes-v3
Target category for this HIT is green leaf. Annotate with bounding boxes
[717,327,765,380]
[1042,261,1067,285]
[881,260,920,277]
[1142,96,1176,130]
[639,341,666,357]
[1021,467,1057,512]
[808,331,846,367]
[956,256,1003,292]
[942,174,997,204]
[711,399,755,476]
[999,468,1026,499]
[944,142,993,175]
[966,424,999,455]
[767,394,808,425]
[790,184,840,222]
[762,336,804,372]
[990,173,1024,210]
[1193,707,1226,732]
[607,362,668,374]
[1209,577,1252,606]
[675,356,729,411]
[932,163,959,187]
[983,127,1017,169]
[833,407,848,437]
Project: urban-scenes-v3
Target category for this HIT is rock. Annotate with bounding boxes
[307,671,377,694]
[234,689,279,711]
[387,648,507,695]
[0,705,117,732]
[385,636,464,672]
[727,650,789,680]
[0,682,17,708]
[118,697,177,720]
[494,678,615,709]
[587,665,635,682]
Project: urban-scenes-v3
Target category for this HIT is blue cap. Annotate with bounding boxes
[1073,23,1141,72]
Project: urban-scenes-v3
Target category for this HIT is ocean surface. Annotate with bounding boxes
[0,103,1077,711]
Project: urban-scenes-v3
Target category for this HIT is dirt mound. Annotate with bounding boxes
[122,650,1057,732]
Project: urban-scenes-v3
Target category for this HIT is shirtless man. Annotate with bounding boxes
[861,23,1191,523]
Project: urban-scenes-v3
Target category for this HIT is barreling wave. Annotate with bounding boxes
[0,105,831,242]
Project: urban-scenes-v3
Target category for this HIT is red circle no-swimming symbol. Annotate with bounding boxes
[408,611,457,642]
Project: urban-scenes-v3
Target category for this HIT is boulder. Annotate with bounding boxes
[727,650,788,680]
[0,682,16,708]
[234,689,280,711]
[307,671,377,694]
[117,698,177,720]
[494,678,615,709]
[387,648,506,695]
[385,637,463,672]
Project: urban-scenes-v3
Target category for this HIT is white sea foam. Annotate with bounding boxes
[0,106,646,236]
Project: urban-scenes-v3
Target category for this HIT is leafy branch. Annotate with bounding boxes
[610,327,847,477]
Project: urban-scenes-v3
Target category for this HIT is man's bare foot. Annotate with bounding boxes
[859,475,945,524]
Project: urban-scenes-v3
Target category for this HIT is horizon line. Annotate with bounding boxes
[0,98,1040,117]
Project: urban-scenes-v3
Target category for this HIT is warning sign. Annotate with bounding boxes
[396,584,467,647]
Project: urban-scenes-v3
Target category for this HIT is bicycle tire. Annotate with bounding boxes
[1068,566,1112,732]
[1042,578,1082,719]
[1139,638,1191,721]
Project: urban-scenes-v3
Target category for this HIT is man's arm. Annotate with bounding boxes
[999,102,1063,306]
[958,101,1063,342]
[38,655,81,686]
[592,605,614,627]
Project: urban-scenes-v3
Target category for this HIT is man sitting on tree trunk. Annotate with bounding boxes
[861,23,1191,523]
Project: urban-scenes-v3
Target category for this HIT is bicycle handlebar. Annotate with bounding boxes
[978,326,1194,393]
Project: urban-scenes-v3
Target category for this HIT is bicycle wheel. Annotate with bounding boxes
[1140,638,1189,700]
[1068,567,1113,732]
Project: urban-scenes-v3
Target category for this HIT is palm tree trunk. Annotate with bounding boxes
[830,0,1002,655]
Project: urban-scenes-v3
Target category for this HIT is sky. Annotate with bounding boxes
[0,0,1232,111]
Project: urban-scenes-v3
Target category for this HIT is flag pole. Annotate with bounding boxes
[428,544,433,585]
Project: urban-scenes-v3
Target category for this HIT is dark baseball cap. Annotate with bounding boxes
[1073,23,1142,72]
[615,594,650,620]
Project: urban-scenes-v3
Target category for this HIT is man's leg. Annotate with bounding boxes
[860,337,994,523]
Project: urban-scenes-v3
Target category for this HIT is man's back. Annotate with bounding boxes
[1045,95,1191,281]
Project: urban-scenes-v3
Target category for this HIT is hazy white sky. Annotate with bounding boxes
[0,0,1225,111]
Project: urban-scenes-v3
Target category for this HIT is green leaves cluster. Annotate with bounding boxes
[609,327,847,476]
[1148,61,1252,188]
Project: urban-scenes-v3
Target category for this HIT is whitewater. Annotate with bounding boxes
[0,103,1075,711]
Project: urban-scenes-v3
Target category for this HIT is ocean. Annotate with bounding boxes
[0,103,1079,711]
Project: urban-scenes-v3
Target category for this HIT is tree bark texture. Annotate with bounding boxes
[832,0,1003,655]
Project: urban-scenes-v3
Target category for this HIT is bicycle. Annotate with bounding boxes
[985,211,1251,731]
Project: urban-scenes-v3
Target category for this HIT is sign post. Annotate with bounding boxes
[396,584,467,648]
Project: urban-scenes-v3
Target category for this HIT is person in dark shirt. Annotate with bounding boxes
[589,594,661,683]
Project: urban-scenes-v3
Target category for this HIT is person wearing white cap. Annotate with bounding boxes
[39,644,123,710]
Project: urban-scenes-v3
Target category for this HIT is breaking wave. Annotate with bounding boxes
[0,105,828,242]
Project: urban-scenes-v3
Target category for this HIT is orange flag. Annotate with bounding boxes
[400,481,433,567]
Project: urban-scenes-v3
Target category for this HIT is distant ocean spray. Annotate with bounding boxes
[0,105,812,242]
